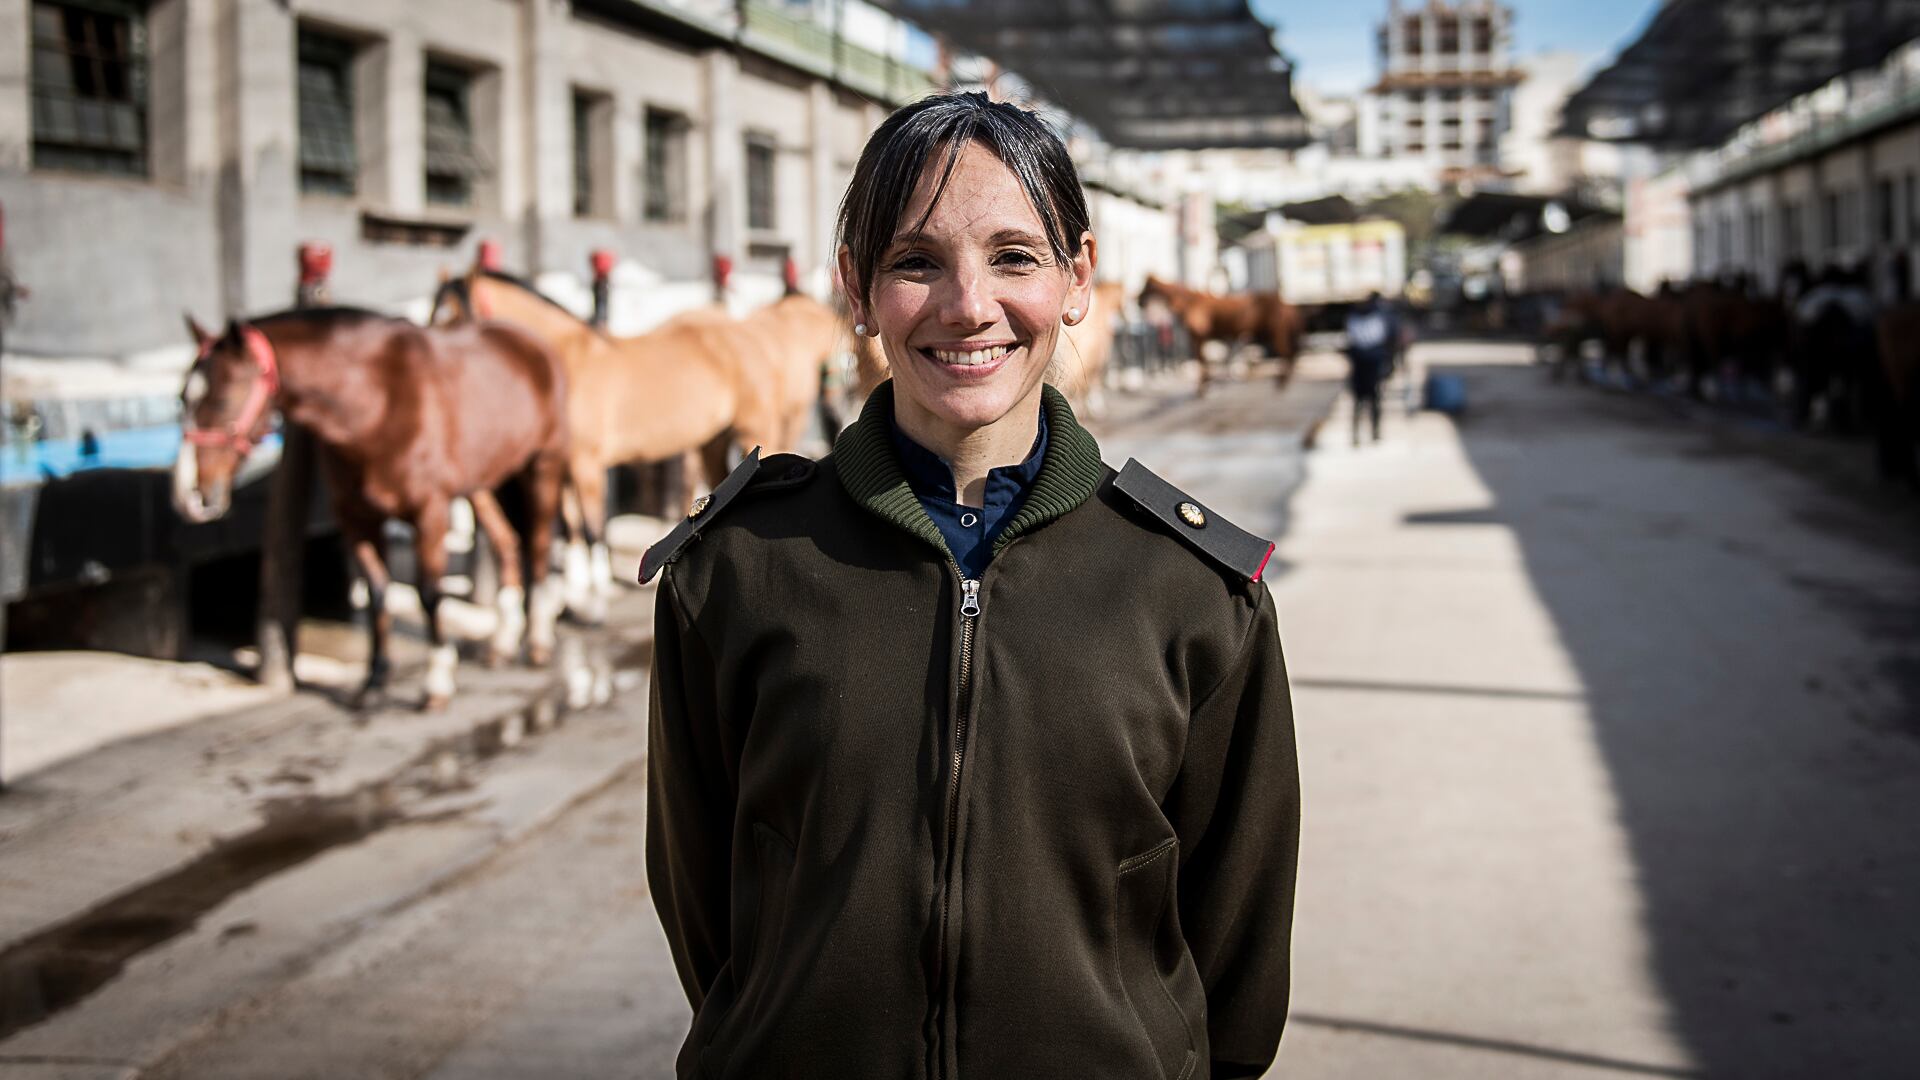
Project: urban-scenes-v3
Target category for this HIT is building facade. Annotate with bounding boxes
[1683,38,1920,301]
[1360,0,1521,182]
[0,0,931,366]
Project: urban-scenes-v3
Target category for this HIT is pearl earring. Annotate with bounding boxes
[1066,308,1081,324]
[854,322,867,336]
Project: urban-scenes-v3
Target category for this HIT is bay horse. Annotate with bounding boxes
[1137,275,1301,393]
[172,309,570,710]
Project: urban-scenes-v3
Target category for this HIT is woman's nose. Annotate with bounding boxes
[939,262,998,328]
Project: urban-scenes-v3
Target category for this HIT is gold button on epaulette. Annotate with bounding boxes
[689,494,712,519]
[1176,501,1207,528]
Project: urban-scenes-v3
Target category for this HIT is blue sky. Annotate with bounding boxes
[1249,0,1663,96]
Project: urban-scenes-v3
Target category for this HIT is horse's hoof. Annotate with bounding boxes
[528,643,553,668]
[421,693,452,713]
[485,649,513,670]
[352,685,388,712]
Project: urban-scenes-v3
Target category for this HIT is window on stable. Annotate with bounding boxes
[645,107,690,223]
[31,0,149,176]
[573,90,612,219]
[298,28,358,197]
[424,60,485,209]
[745,131,777,233]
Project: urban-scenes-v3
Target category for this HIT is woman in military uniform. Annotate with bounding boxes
[643,91,1299,1080]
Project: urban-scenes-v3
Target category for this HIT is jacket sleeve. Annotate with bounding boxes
[1168,587,1301,1078]
[646,569,736,1012]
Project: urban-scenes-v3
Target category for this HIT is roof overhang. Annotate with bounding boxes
[866,0,1309,150]
[1561,0,1920,149]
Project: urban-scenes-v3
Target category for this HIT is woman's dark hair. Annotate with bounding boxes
[837,92,1091,305]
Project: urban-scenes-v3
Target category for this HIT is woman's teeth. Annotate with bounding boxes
[929,344,1012,366]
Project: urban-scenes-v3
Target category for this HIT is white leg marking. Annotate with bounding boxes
[424,643,459,701]
[529,576,565,652]
[590,542,615,595]
[490,584,526,658]
[585,542,614,621]
[564,540,593,612]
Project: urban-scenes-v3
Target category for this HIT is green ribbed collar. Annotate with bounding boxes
[832,380,1107,562]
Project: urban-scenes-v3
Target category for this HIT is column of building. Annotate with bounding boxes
[215,0,299,316]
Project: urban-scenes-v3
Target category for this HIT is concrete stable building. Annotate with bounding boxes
[0,0,931,367]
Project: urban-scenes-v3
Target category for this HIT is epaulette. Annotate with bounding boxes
[637,450,819,583]
[1113,459,1275,583]
[638,448,761,584]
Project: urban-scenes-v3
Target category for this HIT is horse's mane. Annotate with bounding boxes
[432,277,471,320]
[251,306,390,327]
[477,268,588,325]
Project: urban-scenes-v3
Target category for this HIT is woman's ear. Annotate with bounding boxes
[835,245,865,326]
[1068,231,1098,317]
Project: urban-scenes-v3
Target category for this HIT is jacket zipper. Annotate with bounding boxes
[935,566,979,1078]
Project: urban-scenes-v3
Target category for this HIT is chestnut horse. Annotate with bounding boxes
[1137,275,1302,393]
[172,308,570,710]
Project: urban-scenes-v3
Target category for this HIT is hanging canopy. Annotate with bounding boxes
[1562,0,1920,148]
[867,0,1310,149]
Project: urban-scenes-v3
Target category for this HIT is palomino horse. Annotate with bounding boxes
[173,309,570,710]
[1137,275,1302,393]
[431,269,839,616]
[1051,280,1127,418]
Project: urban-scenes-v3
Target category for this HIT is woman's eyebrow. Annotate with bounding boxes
[885,226,1048,248]
[989,228,1049,246]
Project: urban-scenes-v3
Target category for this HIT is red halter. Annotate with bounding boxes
[184,324,280,456]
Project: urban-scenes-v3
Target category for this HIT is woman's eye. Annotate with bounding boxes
[889,254,935,272]
[994,250,1042,268]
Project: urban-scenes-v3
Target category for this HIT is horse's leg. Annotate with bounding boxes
[467,489,525,668]
[523,451,568,667]
[414,498,457,711]
[569,459,612,625]
[342,514,394,711]
[561,458,597,619]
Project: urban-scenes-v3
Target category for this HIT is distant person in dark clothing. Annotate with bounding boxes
[1344,291,1398,445]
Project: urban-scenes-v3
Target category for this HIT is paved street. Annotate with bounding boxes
[1274,343,1920,1079]
[5,343,1920,1077]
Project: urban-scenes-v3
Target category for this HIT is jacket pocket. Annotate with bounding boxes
[1116,838,1199,1080]
[700,822,796,1077]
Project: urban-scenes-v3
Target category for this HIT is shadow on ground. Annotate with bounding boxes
[1438,359,1920,1077]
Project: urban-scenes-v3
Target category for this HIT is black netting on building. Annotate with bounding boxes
[870,0,1308,149]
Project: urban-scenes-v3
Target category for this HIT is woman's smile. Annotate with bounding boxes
[916,340,1022,377]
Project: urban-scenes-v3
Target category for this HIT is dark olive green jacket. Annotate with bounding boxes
[645,383,1299,1080]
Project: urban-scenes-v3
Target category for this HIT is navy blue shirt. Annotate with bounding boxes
[889,408,1049,581]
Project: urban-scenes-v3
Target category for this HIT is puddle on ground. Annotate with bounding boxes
[0,630,655,1042]
[0,792,395,1041]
